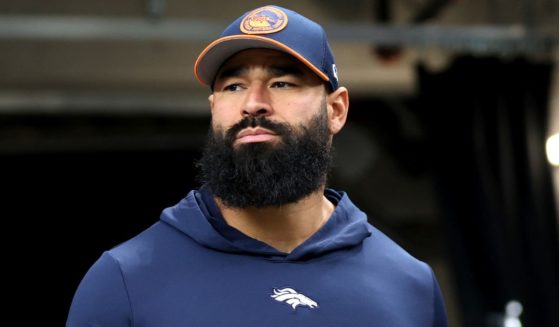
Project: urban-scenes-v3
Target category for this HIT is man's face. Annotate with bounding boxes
[197,49,337,208]
[209,48,329,147]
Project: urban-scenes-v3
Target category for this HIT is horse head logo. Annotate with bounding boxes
[271,288,319,310]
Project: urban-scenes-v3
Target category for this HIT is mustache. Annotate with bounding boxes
[224,116,292,143]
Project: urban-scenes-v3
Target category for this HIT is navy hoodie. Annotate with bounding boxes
[67,188,448,326]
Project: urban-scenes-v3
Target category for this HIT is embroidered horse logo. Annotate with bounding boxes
[271,288,319,310]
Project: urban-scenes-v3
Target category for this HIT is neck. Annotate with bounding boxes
[215,188,335,253]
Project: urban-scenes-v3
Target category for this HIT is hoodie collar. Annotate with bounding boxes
[160,186,372,261]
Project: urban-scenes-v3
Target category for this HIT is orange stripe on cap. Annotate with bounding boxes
[193,34,330,86]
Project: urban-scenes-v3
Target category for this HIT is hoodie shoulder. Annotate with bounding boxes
[67,252,132,326]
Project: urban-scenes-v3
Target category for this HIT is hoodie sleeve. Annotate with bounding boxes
[431,268,449,327]
[66,252,132,327]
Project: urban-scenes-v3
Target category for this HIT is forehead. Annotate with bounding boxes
[216,48,317,78]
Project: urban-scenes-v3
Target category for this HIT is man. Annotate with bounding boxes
[67,5,448,326]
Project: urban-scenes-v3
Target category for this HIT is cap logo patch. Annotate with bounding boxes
[240,6,288,34]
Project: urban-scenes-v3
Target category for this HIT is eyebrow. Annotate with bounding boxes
[216,64,305,81]
[269,65,305,78]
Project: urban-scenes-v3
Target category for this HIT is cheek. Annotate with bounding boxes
[211,107,235,129]
[284,98,323,121]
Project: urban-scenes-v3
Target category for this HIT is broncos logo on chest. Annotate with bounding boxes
[271,288,319,310]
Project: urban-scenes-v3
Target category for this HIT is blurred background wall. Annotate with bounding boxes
[1,1,557,326]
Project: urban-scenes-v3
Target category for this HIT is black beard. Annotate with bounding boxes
[196,109,333,208]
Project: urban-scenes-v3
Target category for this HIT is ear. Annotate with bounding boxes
[208,94,215,114]
[326,86,349,135]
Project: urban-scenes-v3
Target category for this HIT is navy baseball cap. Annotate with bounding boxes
[194,5,339,91]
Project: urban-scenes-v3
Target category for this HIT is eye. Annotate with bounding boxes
[223,83,243,92]
[271,81,293,88]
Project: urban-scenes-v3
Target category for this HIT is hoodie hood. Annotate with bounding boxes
[160,187,372,261]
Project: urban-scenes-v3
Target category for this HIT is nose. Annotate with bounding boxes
[242,84,273,117]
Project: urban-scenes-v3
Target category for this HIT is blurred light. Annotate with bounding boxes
[504,317,522,327]
[505,300,523,317]
[504,300,523,327]
[547,133,559,166]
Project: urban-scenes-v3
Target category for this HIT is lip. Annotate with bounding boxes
[236,128,278,144]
